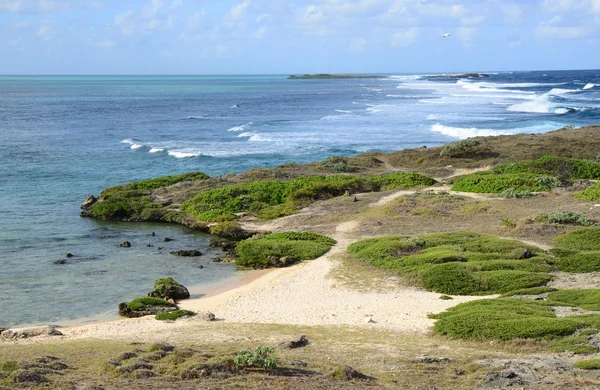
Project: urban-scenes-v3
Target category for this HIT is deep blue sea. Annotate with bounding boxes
[1,71,599,327]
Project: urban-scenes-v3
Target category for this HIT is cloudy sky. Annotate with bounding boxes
[0,0,598,74]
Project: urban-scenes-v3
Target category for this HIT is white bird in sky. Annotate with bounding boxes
[443,33,451,38]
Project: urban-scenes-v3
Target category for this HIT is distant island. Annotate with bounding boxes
[287,74,386,79]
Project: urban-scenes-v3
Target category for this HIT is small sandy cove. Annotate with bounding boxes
[5,184,493,344]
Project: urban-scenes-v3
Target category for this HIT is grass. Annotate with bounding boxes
[552,251,600,273]
[450,172,554,194]
[554,227,600,251]
[126,297,175,311]
[430,298,590,340]
[548,290,600,311]
[500,287,558,297]
[181,173,435,222]
[347,232,552,295]
[493,156,600,180]
[575,183,600,201]
[550,337,598,354]
[235,232,336,268]
[576,359,600,370]
[155,310,196,321]
[100,172,210,197]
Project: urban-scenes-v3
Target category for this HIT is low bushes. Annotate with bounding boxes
[126,297,174,311]
[548,289,600,311]
[451,172,553,194]
[182,173,435,222]
[493,156,600,180]
[347,232,551,295]
[575,184,600,201]
[100,172,209,198]
[534,211,594,226]
[319,156,357,172]
[576,359,600,370]
[155,310,195,321]
[235,232,336,268]
[439,140,482,158]
[554,228,600,251]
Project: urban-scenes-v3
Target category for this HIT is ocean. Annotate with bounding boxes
[1,70,599,327]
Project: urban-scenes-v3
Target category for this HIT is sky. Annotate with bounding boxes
[0,0,599,74]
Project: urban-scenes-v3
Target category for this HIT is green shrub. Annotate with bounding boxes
[451,172,553,194]
[440,139,482,158]
[575,183,600,201]
[551,337,598,354]
[0,361,18,373]
[535,175,561,188]
[554,228,600,251]
[548,290,600,311]
[91,196,163,220]
[319,156,357,172]
[101,172,209,197]
[534,211,594,226]
[151,277,183,297]
[501,287,558,297]
[347,232,550,295]
[431,299,585,340]
[576,359,600,370]
[181,173,435,222]
[500,188,534,199]
[494,156,600,180]
[235,232,336,268]
[553,251,600,273]
[210,221,249,240]
[234,346,276,370]
[126,297,175,311]
[155,310,196,321]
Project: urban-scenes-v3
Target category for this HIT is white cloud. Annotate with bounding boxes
[96,39,115,48]
[0,0,28,12]
[542,0,579,13]
[39,0,68,13]
[114,10,134,25]
[501,3,522,24]
[37,21,55,40]
[188,10,207,29]
[390,27,418,47]
[12,21,30,29]
[296,4,325,25]
[349,37,368,52]
[592,0,600,13]
[457,26,475,42]
[253,25,267,39]
[226,0,251,22]
[141,0,166,19]
[536,15,590,38]
[461,15,485,25]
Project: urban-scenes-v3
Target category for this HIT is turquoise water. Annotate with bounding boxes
[1,72,599,327]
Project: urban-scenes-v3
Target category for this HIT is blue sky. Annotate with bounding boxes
[0,0,598,74]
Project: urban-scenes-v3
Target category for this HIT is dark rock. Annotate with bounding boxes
[117,362,154,374]
[416,355,452,364]
[212,257,222,263]
[135,369,159,379]
[146,351,167,361]
[163,237,173,242]
[151,232,156,236]
[337,366,369,380]
[281,335,309,349]
[170,250,202,257]
[12,369,50,384]
[520,249,533,259]
[117,352,137,361]
[291,360,309,367]
[83,386,105,390]
[119,241,131,248]
[118,302,177,318]
[146,244,154,247]
[353,197,359,202]
[198,312,216,321]
[53,259,67,265]
[153,343,175,352]
[66,253,74,258]
[81,194,98,210]
[147,278,190,301]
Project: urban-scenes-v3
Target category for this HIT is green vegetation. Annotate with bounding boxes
[0,361,18,373]
[575,183,600,201]
[318,156,357,172]
[126,297,175,311]
[91,172,208,221]
[152,277,182,296]
[155,310,196,321]
[534,211,594,226]
[501,287,557,297]
[235,232,336,268]
[234,346,277,370]
[431,299,587,340]
[451,172,553,194]
[100,172,209,197]
[450,156,600,194]
[347,232,551,295]
[576,359,600,370]
[500,188,534,198]
[548,290,600,311]
[551,336,598,354]
[210,221,250,240]
[554,228,600,251]
[552,251,600,273]
[439,140,482,158]
[181,173,435,222]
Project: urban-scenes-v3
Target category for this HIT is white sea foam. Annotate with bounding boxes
[248,134,272,142]
[149,148,164,153]
[335,109,352,113]
[584,83,595,90]
[427,114,438,120]
[431,123,558,139]
[168,150,199,158]
[237,132,253,137]
[231,104,241,108]
[506,93,572,114]
[228,122,253,132]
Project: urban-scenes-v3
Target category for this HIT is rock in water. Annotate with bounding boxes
[170,250,202,257]
[120,241,131,248]
[148,277,190,300]
[81,194,98,210]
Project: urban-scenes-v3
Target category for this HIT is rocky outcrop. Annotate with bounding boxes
[148,277,190,301]
[170,250,202,257]
[1,325,63,339]
[81,195,98,210]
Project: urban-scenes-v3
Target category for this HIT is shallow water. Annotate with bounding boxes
[1,71,599,327]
